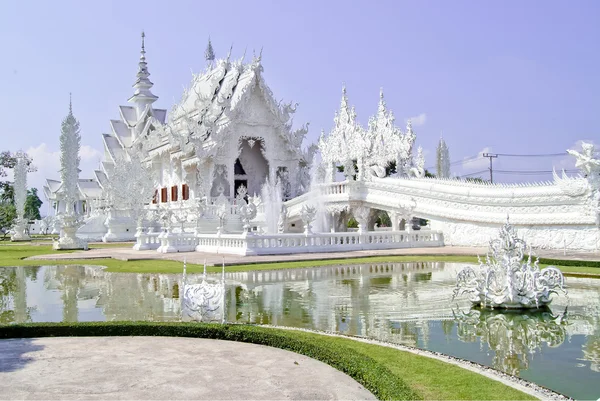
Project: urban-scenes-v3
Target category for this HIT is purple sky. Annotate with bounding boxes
[1,0,598,197]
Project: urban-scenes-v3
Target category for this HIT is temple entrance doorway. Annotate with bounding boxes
[237,137,269,197]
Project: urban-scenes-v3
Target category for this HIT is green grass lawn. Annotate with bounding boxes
[0,242,598,277]
[0,322,538,401]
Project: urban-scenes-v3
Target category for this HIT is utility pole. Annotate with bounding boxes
[483,153,498,183]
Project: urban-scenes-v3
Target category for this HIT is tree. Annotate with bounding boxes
[205,37,215,64]
[424,169,435,178]
[0,203,16,240]
[24,188,43,220]
[0,151,17,195]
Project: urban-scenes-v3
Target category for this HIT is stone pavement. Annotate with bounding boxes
[25,244,600,266]
[0,337,376,400]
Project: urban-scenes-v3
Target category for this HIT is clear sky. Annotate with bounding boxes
[1,0,598,199]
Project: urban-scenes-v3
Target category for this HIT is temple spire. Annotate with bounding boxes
[378,87,386,115]
[128,31,158,113]
[69,92,72,115]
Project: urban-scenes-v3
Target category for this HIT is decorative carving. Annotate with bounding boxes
[300,204,317,234]
[319,86,421,182]
[454,217,566,309]
[567,142,600,225]
[181,261,225,323]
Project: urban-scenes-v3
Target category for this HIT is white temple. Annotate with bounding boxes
[43,33,600,253]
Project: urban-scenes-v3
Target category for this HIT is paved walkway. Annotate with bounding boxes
[0,337,376,400]
[26,244,600,266]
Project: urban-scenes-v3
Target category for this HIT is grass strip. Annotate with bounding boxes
[0,243,598,276]
[0,322,536,401]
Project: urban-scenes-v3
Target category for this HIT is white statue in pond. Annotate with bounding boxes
[181,260,225,323]
[454,217,566,309]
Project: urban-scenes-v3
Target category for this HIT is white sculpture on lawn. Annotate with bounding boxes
[454,217,566,309]
[53,96,88,250]
[10,152,33,241]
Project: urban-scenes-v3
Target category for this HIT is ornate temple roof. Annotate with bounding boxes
[155,46,308,161]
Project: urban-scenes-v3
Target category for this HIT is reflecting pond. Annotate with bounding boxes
[1,263,599,400]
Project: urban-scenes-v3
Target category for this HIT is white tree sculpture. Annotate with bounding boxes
[54,97,87,250]
[10,152,31,241]
[104,152,156,230]
[58,96,81,216]
[436,136,451,179]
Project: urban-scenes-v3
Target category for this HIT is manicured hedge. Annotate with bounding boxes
[0,322,420,401]
[536,257,600,268]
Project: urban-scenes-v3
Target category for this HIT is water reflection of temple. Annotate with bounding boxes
[455,308,569,376]
[225,262,454,346]
[1,263,599,376]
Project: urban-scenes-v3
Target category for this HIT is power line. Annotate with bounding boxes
[495,169,579,175]
[458,170,488,178]
[495,152,568,157]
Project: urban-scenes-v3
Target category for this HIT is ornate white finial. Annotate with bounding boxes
[377,87,386,114]
[69,92,72,115]
[128,31,157,109]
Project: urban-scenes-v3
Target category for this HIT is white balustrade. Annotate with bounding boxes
[133,231,161,250]
[194,230,444,256]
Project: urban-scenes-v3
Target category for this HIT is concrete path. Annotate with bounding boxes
[26,244,600,266]
[0,337,376,400]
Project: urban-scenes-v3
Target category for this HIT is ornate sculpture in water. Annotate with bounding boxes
[454,217,566,309]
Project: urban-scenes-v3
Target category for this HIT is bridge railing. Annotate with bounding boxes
[133,227,444,255]
[194,229,444,255]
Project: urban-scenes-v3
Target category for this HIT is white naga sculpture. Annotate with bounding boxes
[10,152,33,241]
[454,217,566,309]
[181,260,225,323]
[54,97,88,250]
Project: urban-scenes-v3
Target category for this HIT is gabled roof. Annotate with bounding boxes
[77,178,103,198]
[94,170,108,188]
[45,179,61,192]
[102,133,126,162]
[109,119,133,148]
[165,54,307,160]
[119,106,138,126]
